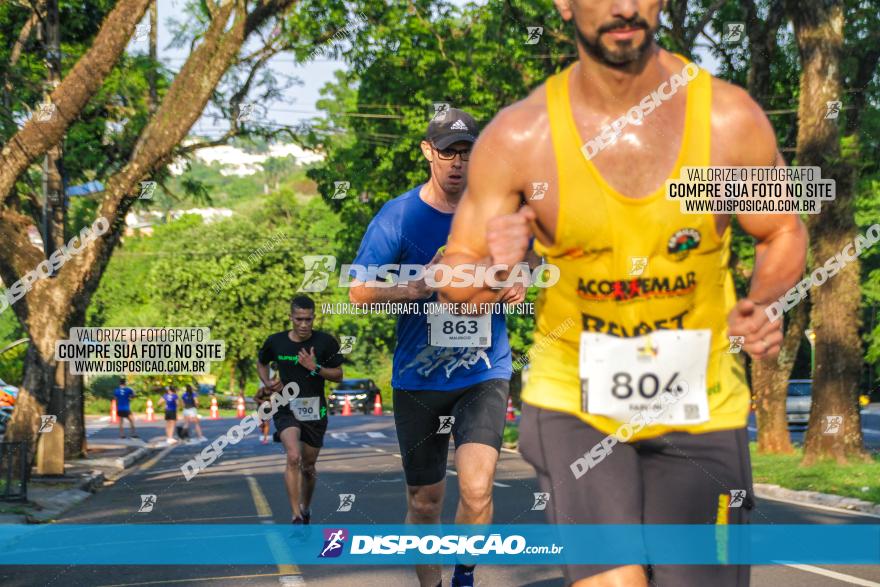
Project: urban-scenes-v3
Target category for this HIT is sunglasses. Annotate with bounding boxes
[432,143,471,161]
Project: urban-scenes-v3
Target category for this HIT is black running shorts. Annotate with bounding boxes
[273,406,328,448]
[393,378,510,486]
[519,403,753,587]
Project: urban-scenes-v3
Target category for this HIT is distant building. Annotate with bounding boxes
[124,208,233,237]
[169,142,324,177]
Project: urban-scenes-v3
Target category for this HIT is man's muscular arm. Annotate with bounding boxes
[439,107,530,306]
[721,84,808,359]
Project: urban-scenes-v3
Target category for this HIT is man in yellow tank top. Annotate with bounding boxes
[439,1,807,586]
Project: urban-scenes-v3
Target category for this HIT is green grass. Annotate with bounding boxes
[749,443,880,504]
[503,422,519,446]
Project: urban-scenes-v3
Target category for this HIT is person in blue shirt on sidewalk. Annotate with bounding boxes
[113,377,138,439]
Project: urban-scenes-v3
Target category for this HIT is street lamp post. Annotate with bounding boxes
[805,328,816,375]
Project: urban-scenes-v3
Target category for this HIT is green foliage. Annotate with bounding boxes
[0,309,27,385]
[306,0,570,261]
[86,375,120,399]
[0,344,26,386]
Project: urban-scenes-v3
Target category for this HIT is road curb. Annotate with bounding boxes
[26,469,105,523]
[69,445,152,471]
[754,483,880,516]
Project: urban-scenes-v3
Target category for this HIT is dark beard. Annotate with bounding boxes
[575,16,655,68]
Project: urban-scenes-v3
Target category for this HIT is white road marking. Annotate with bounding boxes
[366,432,387,438]
[784,564,880,586]
[330,432,349,440]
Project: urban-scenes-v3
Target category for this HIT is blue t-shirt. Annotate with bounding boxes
[182,391,197,408]
[352,185,512,391]
[113,387,134,411]
[163,392,178,412]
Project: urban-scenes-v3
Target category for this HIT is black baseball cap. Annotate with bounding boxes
[426,108,479,150]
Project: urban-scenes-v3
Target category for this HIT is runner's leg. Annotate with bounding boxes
[394,387,457,587]
[280,425,304,518]
[128,414,137,436]
[300,443,320,513]
[640,428,753,587]
[453,444,497,523]
[519,403,648,587]
[406,480,445,586]
[451,379,508,525]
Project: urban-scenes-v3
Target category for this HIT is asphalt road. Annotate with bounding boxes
[2,414,879,587]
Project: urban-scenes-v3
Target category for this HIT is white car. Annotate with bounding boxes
[785,379,811,427]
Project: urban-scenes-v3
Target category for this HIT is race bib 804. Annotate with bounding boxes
[579,330,711,425]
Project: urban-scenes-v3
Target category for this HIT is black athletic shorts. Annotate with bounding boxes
[273,406,328,448]
[393,378,510,486]
[164,410,177,421]
[519,403,753,587]
[117,410,131,418]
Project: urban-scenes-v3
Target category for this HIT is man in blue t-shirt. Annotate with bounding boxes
[113,378,138,439]
[349,109,525,587]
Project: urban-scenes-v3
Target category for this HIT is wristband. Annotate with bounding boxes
[310,363,323,377]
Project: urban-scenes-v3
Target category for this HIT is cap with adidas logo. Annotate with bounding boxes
[426,108,479,150]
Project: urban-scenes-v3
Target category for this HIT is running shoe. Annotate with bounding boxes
[451,564,475,587]
[300,507,311,525]
[291,516,304,525]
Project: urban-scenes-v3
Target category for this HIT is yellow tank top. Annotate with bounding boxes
[522,56,750,440]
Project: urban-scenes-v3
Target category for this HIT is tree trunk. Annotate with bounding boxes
[148,0,158,113]
[63,371,86,458]
[754,302,807,454]
[1,0,296,463]
[6,343,56,462]
[786,0,867,464]
[744,0,785,108]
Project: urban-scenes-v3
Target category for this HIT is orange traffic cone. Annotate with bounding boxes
[372,394,383,416]
[210,396,219,419]
[341,395,352,416]
[146,399,155,422]
[236,396,246,418]
[110,399,118,423]
[506,397,516,421]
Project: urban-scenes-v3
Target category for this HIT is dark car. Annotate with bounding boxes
[328,379,381,415]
